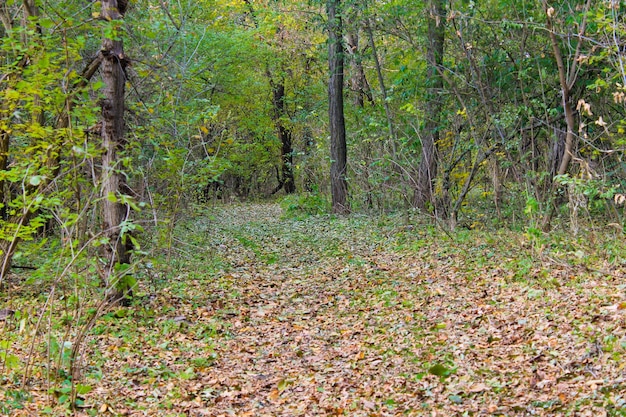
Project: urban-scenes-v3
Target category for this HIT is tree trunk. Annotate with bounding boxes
[0,120,8,221]
[345,32,373,108]
[100,0,132,303]
[0,4,11,217]
[541,0,592,231]
[328,0,349,214]
[365,18,396,151]
[270,78,296,194]
[414,0,445,212]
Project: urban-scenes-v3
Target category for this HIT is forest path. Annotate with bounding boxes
[167,204,624,416]
[86,203,624,416]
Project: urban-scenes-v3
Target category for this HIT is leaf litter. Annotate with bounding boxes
[2,203,626,416]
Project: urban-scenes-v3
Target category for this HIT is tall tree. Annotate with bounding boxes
[365,17,396,150]
[544,0,592,178]
[328,0,349,214]
[269,75,296,194]
[99,0,134,302]
[414,0,445,213]
[541,0,593,230]
[242,0,296,195]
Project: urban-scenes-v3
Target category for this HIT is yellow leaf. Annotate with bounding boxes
[277,378,289,391]
[200,126,209,134]
[268,389,279,401]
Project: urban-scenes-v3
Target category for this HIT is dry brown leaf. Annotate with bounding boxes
[468,383,489,393]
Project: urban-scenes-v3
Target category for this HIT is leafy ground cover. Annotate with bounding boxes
[2,203,626,416]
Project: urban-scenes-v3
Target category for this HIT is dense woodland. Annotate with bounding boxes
[0,1,626,255]
[1,0,626,415]
[0,0,625,277]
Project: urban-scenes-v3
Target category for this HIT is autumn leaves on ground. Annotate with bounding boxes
[2,203,626,416]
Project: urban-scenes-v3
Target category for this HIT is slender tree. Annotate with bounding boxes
[365,18,396,150]
[541,0,592,230]
[99,0,133,302]
[414,0,445,214]
[269,76,296,194]
[328,0,349,214]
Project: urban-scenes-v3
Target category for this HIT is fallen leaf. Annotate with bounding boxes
[468,383,489,393]
[268,389,279,401]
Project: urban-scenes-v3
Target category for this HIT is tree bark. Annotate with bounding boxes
[541,0,592,230]
[414,0,445,213]
[365,18,396,151]
[345,32,373,108]
[0,112,8,221]
[100,0,132,303]
[328,0,349,214]
[269,77,296,194]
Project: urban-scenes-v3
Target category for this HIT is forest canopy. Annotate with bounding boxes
[0,0,624,243]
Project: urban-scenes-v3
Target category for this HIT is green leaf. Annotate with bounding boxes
[75,384,93,395]
[5,89,20,100]
[39,17,54,29]
[428,363,452,377]
[180,367,196,380]
[277,378,290,391]
[113,308,129,318]
[1,353,19,369]
[449,395,463,404]
[117,274,137,293]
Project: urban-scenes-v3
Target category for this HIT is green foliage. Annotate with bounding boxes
[0,340,19,370]
[48,336,73,371]
[279,193,330,217]
[555,174,620,214]
[0,4,105,287]
[0,389,30,415]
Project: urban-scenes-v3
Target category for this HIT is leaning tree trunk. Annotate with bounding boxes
[541,0,591,231]
[328,0,349,214]
[414,0,445,214]
[100,0,132,303]
[365,18,396,151]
